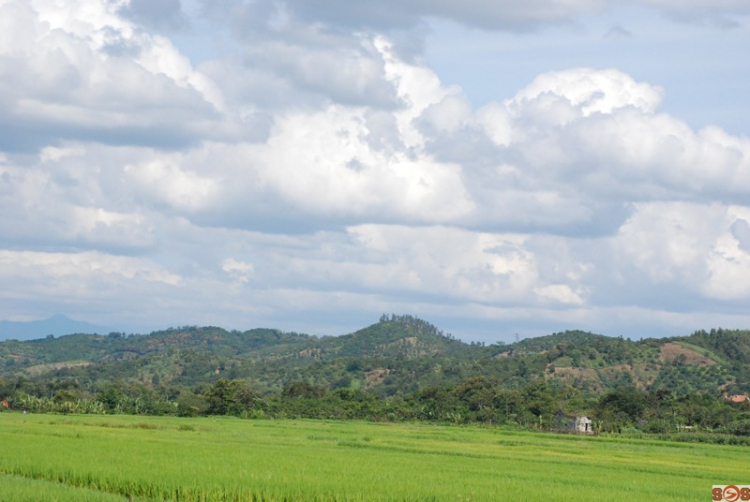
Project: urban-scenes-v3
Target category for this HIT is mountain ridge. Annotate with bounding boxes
[0,314,114,341]
[0,315,748,398]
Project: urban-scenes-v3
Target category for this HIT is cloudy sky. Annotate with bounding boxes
[1,0,749,341]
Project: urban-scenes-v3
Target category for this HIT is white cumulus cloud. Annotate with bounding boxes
[0,0,749,339]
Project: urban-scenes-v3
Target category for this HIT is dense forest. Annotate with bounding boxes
[1,315,749,441]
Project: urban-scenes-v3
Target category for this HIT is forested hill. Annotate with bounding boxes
[1,315,749,399]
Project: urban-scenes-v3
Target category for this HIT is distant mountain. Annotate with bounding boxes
[0,314,114,341]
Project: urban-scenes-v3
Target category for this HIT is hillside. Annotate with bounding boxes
[3,316,750,435]
[0,315,475,394]
[1,315,749,399]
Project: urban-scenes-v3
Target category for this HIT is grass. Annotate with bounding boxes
[0,473,133,501]
[673,341,729,366]
[0,413,748,501]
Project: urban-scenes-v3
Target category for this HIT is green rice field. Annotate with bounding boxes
[0,413,747,501]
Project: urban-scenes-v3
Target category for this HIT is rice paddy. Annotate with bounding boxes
[0,413,747,501]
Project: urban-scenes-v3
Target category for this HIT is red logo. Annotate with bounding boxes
[713,485,750,502]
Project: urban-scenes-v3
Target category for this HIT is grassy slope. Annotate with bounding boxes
[672,341,729,366]
[0,413,747,501]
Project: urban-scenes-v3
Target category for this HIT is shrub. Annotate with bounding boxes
[728,419,750,437]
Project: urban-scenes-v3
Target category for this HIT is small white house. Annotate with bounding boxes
[575,416,593,434]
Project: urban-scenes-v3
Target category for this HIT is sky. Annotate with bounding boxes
[1,0,749,342]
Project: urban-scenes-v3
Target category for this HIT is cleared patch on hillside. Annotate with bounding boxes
[598,363,659,389]
[376,337,439,358]
[365,368,390,388]
[365,368,391,389]
[546,366,605,392]
[297,348,322,360]
[659,343,716,367]
[23,361,92,376]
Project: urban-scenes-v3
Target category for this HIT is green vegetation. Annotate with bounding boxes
[672,341,728,366]
[1,413,748,501]
[2,317,749,499]
[0,473,132,502]
[1,316,750,438]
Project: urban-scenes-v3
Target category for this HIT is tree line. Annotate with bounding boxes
[2,374,749,443]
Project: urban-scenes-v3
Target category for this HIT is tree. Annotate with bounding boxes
[522,380,556,427]
[597,386,649,423]
[283,382,326,399]
[177,391,208,417]
[205,379,256,416]
[453,377,498,423]
[96,383,126,412]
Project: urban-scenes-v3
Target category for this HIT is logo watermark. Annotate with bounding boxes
[713,485,750,502]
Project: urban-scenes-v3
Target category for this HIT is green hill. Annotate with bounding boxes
[1,316,749,399]
[3,316,750,435]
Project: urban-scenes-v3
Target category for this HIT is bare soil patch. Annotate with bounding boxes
[659,343,715,367]
[365,368,390,388]
[23,361,92,376]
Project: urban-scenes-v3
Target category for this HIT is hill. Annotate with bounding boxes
[1,315,748,398]
[2,315,750,434]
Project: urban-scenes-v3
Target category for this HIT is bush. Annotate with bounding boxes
[728,419,750,436]
[643,419,672,434]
